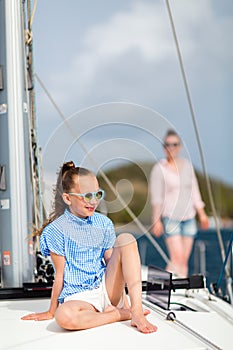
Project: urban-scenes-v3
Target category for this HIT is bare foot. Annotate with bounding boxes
[104,305,118,313]
[103,305,153,331]
[131,313,157,334]
[143,308,150,316]
[104,305,131,322]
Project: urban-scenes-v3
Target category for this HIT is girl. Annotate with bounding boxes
[22,161,157,334]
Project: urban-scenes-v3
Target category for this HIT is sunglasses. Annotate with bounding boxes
[68,189,105,203]
[163,142,180,148]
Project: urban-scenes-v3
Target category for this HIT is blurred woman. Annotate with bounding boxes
[150,129,209,277]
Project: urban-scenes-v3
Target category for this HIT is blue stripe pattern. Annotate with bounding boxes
[40,209,116,303]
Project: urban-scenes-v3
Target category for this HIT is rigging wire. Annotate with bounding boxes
[29,0,38,28]
[165,0,232,301]
[35,73,171,267]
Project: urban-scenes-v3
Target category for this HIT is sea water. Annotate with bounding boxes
[135,228,233,297]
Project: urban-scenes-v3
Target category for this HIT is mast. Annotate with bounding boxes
[0,0,34,287]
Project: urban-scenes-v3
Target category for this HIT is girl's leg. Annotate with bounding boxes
[54,300,131,331]
[55,233,157,333]
[105,233,157,333]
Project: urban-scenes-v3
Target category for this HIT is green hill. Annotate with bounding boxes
[97,162,233,225]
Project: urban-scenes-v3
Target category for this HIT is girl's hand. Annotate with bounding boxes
[21,311,54,321]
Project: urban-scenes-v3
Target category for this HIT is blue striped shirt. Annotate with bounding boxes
[40,209,116,303]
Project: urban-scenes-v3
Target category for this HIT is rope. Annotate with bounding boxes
[165,1,231,289]
[22,0,44,239]
[24,0,38,45]
[34,73,170,266]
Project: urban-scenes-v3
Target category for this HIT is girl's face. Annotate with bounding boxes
[163,135,181,160]
[63,174,100,218]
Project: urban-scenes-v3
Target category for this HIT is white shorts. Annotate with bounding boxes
[64,275,124,312]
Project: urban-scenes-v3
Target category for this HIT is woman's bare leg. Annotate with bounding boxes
[165,235,194,277]
[105,233,157,333]
[181,236,194,277]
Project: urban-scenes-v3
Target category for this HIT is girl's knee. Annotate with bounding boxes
[55,304,73,329]
[114,233,136,248]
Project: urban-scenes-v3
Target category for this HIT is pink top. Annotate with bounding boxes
[150,158,205,221]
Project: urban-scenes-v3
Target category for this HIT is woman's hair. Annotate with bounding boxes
[33,161,94,236]
[163,129,181,143]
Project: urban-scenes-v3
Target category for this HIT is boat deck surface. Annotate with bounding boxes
[1,291,233,350]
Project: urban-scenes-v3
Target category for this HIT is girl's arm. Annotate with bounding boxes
[21,252,65,321]
[103,248,113,265]
[47,252,66,316]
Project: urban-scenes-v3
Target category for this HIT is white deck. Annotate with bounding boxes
[1,289,233,350]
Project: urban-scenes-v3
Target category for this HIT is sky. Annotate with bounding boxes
[32,0,233,212]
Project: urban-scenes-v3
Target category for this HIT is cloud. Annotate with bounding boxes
[83,2,171,61]
[40,0,232,113]
[47,1,174,109]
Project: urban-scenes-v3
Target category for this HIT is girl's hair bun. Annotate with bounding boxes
[61,161,75,176]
